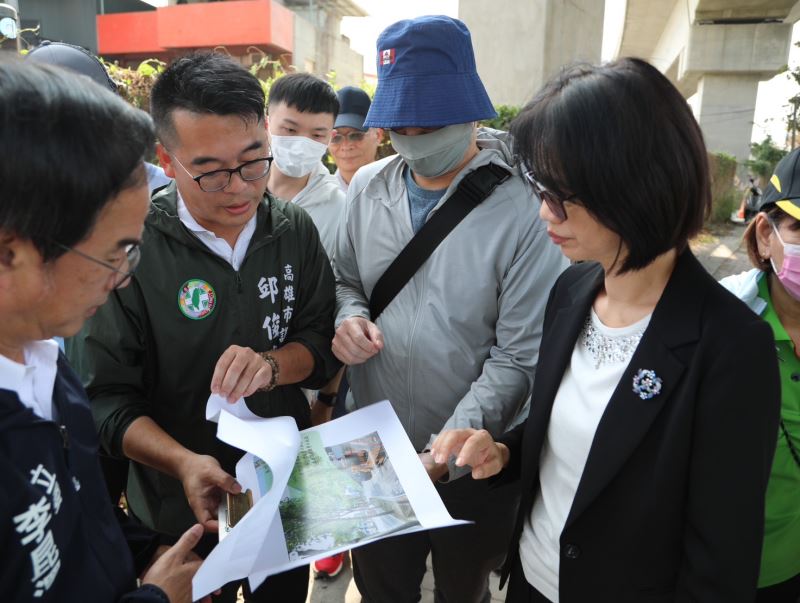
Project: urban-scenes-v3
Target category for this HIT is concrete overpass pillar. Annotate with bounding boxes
[613,0,797,170]
[693,73,762,162]
[459,0,605,107]
[681,19,792,168]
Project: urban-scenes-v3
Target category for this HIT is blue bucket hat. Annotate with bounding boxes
[363,15,496,129]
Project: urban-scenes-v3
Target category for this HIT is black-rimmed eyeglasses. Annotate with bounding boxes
[523,169,577,222]
[171,154,273,193]
[54,242,141,289]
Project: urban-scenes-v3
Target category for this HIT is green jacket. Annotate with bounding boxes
[67,184,340,535]
[719,269,800,587]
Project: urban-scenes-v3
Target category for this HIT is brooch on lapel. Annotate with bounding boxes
[632,369,662,400]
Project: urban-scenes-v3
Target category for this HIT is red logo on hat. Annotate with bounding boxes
[379,48,395,67]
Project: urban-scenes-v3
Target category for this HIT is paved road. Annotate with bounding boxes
[691,222,753,281]
[305,553,506,603]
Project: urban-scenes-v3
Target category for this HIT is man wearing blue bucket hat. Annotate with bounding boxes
[332,15,567,603]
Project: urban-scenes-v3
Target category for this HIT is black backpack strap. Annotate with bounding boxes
[368,162,511,321]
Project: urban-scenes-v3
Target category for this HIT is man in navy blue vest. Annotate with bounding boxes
[0,61,204,603]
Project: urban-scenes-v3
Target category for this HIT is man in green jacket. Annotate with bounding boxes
[67,52,340,603]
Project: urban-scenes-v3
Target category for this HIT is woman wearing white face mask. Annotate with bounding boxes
[720,148,800,602]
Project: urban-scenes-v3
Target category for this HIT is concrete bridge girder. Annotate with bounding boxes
[678,21,792,97]
[615,0,799,165]
[695,0,797,21]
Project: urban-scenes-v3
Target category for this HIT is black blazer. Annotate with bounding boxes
[497,250,781,603]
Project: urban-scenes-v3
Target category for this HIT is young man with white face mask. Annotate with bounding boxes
[266,73,345,259]
[332,15,568,603]
[267,79,350,583]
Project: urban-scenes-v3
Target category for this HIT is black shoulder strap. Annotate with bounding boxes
[368,162,511,320]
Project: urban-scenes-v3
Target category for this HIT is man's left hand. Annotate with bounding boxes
[140,544,202,579]
[418,451,449,482]
[211,345,273,403]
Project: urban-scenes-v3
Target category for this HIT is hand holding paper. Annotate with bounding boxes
[193,397,467,600]
[177,453,242,532]
[210,345,274,403]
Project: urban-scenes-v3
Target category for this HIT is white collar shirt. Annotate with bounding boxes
[0,339,60,421]
[177,191,256,271]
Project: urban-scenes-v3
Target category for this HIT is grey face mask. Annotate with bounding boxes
[389,123,474,178]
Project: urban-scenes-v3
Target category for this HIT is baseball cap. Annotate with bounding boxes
[26,40,117,92]
[759,148,800,220]
[334,86,371,131]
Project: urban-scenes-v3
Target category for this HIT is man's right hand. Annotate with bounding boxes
[332,317,384,365]
[177,453,241,532]
[142,524,207,603]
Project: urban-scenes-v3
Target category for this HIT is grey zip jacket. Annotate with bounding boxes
[334,128,568,478]
[291,162,345,259]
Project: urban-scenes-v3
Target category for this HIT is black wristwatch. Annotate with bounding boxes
[316,392,336,407]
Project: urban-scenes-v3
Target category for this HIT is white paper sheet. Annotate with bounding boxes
[193,398,468,599]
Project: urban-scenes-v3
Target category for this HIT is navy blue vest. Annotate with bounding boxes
[0,355,162,602]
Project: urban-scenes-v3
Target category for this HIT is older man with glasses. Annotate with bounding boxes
[328,86,385,193]
[67,51,340,603]
[0,60,212,603]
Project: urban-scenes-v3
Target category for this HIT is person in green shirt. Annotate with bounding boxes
[721,148,800,602]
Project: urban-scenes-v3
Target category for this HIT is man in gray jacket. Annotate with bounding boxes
[332,15,568,603]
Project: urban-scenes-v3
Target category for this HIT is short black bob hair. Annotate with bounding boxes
[511,57,711,273]
[0,60,154,262]
[268,72,339,117]
[151,51,266,146]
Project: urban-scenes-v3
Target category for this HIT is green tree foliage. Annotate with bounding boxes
[102,58,166,110]
[708,152,738,223]
[781,42,800,149]
[745,136,787,181]
[481,105,520,131]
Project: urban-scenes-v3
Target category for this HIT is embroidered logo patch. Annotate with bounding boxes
[379,48,396,67]
[178,279,216,320]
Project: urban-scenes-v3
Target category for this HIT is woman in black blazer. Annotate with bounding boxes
[432,58,782,603]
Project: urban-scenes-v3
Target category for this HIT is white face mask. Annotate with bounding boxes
[269,134,328,178]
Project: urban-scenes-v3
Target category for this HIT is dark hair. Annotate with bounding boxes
[744,206,800,272]
[268,73,339,117]
[0,60,154,262]
[511,57,711,273]
[150,51,265,146]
